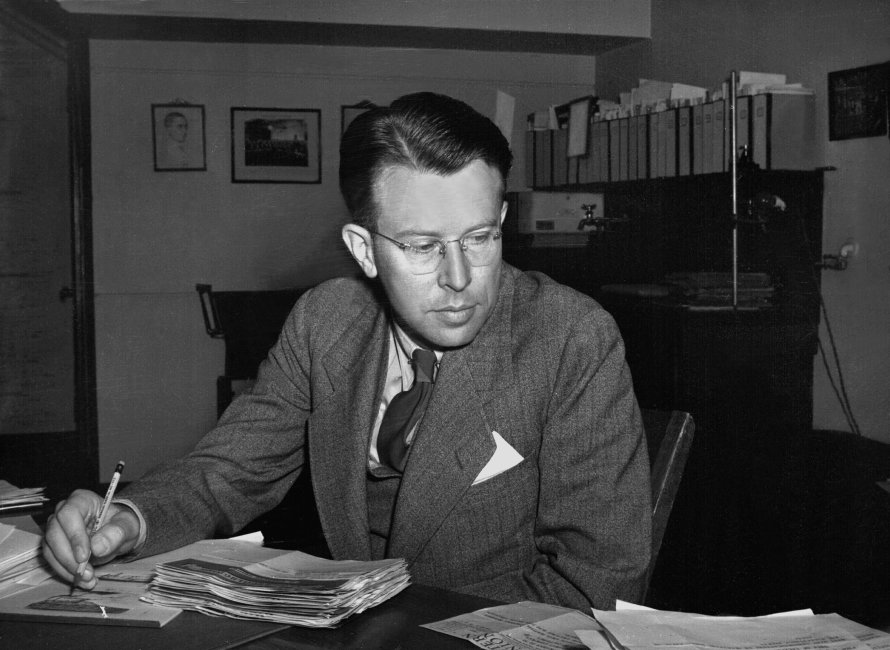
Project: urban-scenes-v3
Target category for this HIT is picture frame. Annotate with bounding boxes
[565,95,596,157]
[341,101,378,135]
[152,104,206,171]
[231,107,321,183]
[828,62,889,141]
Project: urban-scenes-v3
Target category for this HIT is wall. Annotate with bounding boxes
[90,39,599,477]
[598,0,890,442]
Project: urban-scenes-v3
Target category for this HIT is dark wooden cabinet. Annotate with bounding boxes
[505,169,827,615]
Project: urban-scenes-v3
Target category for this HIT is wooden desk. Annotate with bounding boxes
[0,584,501,650]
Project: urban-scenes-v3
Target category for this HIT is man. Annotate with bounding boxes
[158,111,190,168]
[44,92,651,610]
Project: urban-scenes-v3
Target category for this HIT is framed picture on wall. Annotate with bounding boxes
[231,107,321,183]
[828,62,889,141]
[341,100,377,135]
[152,103,206,171]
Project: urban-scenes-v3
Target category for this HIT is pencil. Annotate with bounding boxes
[71,461,125,592]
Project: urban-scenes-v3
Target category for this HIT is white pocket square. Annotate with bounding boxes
[472,431,524,486]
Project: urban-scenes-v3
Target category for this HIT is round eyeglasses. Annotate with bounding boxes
[370,228,502,275]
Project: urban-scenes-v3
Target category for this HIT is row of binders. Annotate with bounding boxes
[526,81,816,188]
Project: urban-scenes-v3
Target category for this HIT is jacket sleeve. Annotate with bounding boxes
[118,289,318,558]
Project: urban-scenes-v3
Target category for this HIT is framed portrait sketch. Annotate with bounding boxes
[341,101,377,135]
[231,107,321,183]
[152,104,206,171]
[828,62,889,141]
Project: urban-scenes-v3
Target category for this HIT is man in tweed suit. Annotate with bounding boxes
[44,92,651,610]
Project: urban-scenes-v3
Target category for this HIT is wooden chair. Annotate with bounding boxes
[641,408,695,593]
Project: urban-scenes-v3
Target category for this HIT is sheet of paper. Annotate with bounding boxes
[494,90,515,148]
[591,608,879,650]
[424,600,603,649]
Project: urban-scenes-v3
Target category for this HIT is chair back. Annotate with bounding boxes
[641,408,695,591]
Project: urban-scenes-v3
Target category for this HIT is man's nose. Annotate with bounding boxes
[438,241,471,291]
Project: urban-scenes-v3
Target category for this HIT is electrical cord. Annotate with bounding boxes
[796,215,862,436]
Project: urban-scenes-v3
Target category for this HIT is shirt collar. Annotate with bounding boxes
[390,320,442,386]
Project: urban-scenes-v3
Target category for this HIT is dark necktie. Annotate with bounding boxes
[377,348,437,473]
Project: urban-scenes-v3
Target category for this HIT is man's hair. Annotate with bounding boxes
[339,92,513,230]
[164,111,187,128]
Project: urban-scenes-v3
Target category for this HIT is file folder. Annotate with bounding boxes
[677,106,692,176]
[637,113,649,179]
[553,127,568,186]
[648,110,661,178]
[627,114,638,181]
[664,108,678,177]
[713,99,726,173]
[692,103,704,175]
[735,95,751,164]
[751,92,816,170]
[596,119,609,182]
[702,103,714,173]
[619,117,630,181]
[524,128,535,187]
[609,118,620,182]
[534,129,551,187]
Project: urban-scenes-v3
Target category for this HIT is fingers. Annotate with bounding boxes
[42,489,101,585]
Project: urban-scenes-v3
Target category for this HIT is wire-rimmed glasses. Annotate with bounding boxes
[371,227,502,275]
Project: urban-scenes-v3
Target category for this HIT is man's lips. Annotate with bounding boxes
[433,304,476,324]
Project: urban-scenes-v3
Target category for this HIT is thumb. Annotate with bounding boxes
[90,506,140,563]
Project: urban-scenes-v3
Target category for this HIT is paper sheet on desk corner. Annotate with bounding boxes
[588,606,890,650]
[423,600,606,649]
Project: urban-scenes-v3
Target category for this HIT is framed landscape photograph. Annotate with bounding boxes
[828,62,889,141]
[152,103,206,171]
[231,107,321,183]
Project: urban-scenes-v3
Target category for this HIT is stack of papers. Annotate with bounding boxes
[0,481,48,513]
[144,549,410,628]
[0,537,284,628]
[0,522,50,599]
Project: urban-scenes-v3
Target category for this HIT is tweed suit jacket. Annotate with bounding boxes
[121,263,651,610]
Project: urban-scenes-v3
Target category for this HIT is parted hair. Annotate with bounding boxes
[339,92,513,230]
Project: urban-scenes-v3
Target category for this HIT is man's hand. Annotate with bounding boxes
[41,489,141,590]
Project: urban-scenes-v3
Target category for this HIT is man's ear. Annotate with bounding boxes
[342,224,378,278]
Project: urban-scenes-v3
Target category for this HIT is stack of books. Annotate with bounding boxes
[144,549,410,628]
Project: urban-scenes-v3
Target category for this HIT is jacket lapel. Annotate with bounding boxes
[388,267,516,563]
[308,300,389,561]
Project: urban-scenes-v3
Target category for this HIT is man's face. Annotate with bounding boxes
[166,116,188,143]
[350,161,507,351]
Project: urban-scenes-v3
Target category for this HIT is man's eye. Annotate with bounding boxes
[464,233,491,246]
[409,241,440,255]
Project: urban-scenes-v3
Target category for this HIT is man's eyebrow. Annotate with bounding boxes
[394,220,499,239]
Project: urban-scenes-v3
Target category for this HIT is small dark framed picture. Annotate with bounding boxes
[828,63,889,141]
[231,107,321,183]
[152,104,206,171]
[341,101,377,135]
